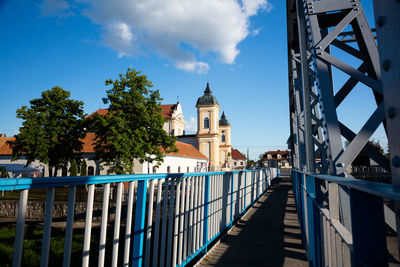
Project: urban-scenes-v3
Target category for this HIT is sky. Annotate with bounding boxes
[0,0,387,160]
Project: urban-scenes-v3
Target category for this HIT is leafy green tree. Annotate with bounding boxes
[80,160,87,176]
[91,68,177,174]
[0,166,9,178]
[7,87,86,176]
[69,159,78,176]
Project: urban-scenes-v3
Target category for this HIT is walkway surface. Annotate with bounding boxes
[197,173,308,267]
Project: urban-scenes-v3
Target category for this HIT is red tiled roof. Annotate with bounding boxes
[0,135,207,160]
[231,149,246,160]
[265,150,290,155]
[88,104,176,120]
[166,142,208,160]
[0,137,14,155]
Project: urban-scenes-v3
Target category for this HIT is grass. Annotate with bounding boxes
[0,224,106,267]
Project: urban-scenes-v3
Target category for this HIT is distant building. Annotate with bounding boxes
[178,82,234,171]
[231,149,247,170]
[264,150,291,168]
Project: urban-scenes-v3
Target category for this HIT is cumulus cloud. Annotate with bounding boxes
[39,0,73,17]
[41,0,271,72]
[185,116,197,133]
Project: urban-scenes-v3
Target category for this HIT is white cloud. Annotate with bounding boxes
[44,0,272,72]
[185,116,197,133]
[39,0,73,17]
[175,61,210,74]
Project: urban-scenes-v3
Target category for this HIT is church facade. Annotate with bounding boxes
[179,82,233,171]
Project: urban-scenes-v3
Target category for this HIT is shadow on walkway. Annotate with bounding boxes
[198,176,308,267]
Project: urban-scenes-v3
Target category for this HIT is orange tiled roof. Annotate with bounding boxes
[231,149,246,160]
[0,137,14,155]
[88,104,176,120]
[1,134,207,160]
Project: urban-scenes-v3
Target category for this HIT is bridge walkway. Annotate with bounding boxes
[197,174,308,266]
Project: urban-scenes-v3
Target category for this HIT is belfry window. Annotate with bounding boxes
[221,134,226,143]
[204,117,210,129]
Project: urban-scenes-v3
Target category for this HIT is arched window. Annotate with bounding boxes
[167,166,171,173]
[221,134,226,143]
[187,167,190,172]
[152,166,157,173]
[88,166,95,176]
[204,117,209,129]
[178,166,181,173]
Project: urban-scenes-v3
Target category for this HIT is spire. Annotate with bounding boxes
[219,111,230,126]
[221,111,226,119]
[204,82,212,95]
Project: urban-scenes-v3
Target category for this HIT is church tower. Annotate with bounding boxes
[219,112,232,170]
[196,82,220,171]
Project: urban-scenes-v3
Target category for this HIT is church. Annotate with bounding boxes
[178,82,233,171]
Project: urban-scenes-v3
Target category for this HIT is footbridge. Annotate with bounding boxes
[1,0,400,266]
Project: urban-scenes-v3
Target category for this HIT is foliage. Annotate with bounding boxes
[69,159,78,176]
[7,87,86,176]
[80,160,87,176]
[0,166,9,178]
[91,68,177,174]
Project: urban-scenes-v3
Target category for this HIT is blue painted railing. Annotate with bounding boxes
[292,169,399,266]
[0,168,278,267]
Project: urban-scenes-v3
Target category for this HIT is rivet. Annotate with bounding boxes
[377,16,385,27]
[392,156,400,168]
[382,60,391,71]
[387,107,396,119]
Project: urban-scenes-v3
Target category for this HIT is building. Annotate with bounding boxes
[264,150,291,168]
[231,149,247,170]
[0,133,207,177]
[178,82,233,171]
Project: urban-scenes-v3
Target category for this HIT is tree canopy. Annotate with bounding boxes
[7,87,86,176]
[91,68,177,174]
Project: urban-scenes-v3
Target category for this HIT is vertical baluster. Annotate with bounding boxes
[12,189,29,267]
[63,186,76,267]
[177,178,186,265]
[98,183,110,267]
[152,179,163,267]
[165,179,175,267]
[203,175,210,247]
[111,183,124,267]
[183,177,191,261]
[192,177,199,253]
[40,187,55,267]
[196,177,202,251]
[82,184,95,267]
[123,181,135,267]
[159,178,169,266]
[172,179,181,267]
[230,173,234,223]
[132,180,148,266]
[187,175,195,256]
[144,180,156,266]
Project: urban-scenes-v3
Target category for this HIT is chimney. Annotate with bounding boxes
[0,134,6,137]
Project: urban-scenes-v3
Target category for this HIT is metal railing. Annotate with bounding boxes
[292,169,400,266]
[0,168,278,267]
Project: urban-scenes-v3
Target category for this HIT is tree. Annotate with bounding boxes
[7,87,86,176]
[80,160,87,176]
[0,166,9,178]
[91,68,177,174]
[69,159,78,176]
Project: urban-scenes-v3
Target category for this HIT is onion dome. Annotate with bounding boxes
[196,82,219,106]
[219,111,230,126]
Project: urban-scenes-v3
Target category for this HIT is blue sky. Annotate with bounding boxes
[0,0,386,159]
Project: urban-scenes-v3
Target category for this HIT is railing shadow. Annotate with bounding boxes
[199,177,308,266]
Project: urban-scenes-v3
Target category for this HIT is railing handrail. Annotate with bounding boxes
[292,169,400,202]
[0,169,267,191]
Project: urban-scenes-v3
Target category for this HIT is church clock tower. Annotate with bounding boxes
[196,82,220,171]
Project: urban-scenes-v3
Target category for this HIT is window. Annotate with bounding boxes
[240,162,244,166]
[88,166,95,176]
[277,154,282,159]
[187,167,190,172]
[204,117,209,129]
[153,166,157,173]
[178,166,181,173]
[167,166,171,173]
[221,134,226,143]
[234,162,237,166]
